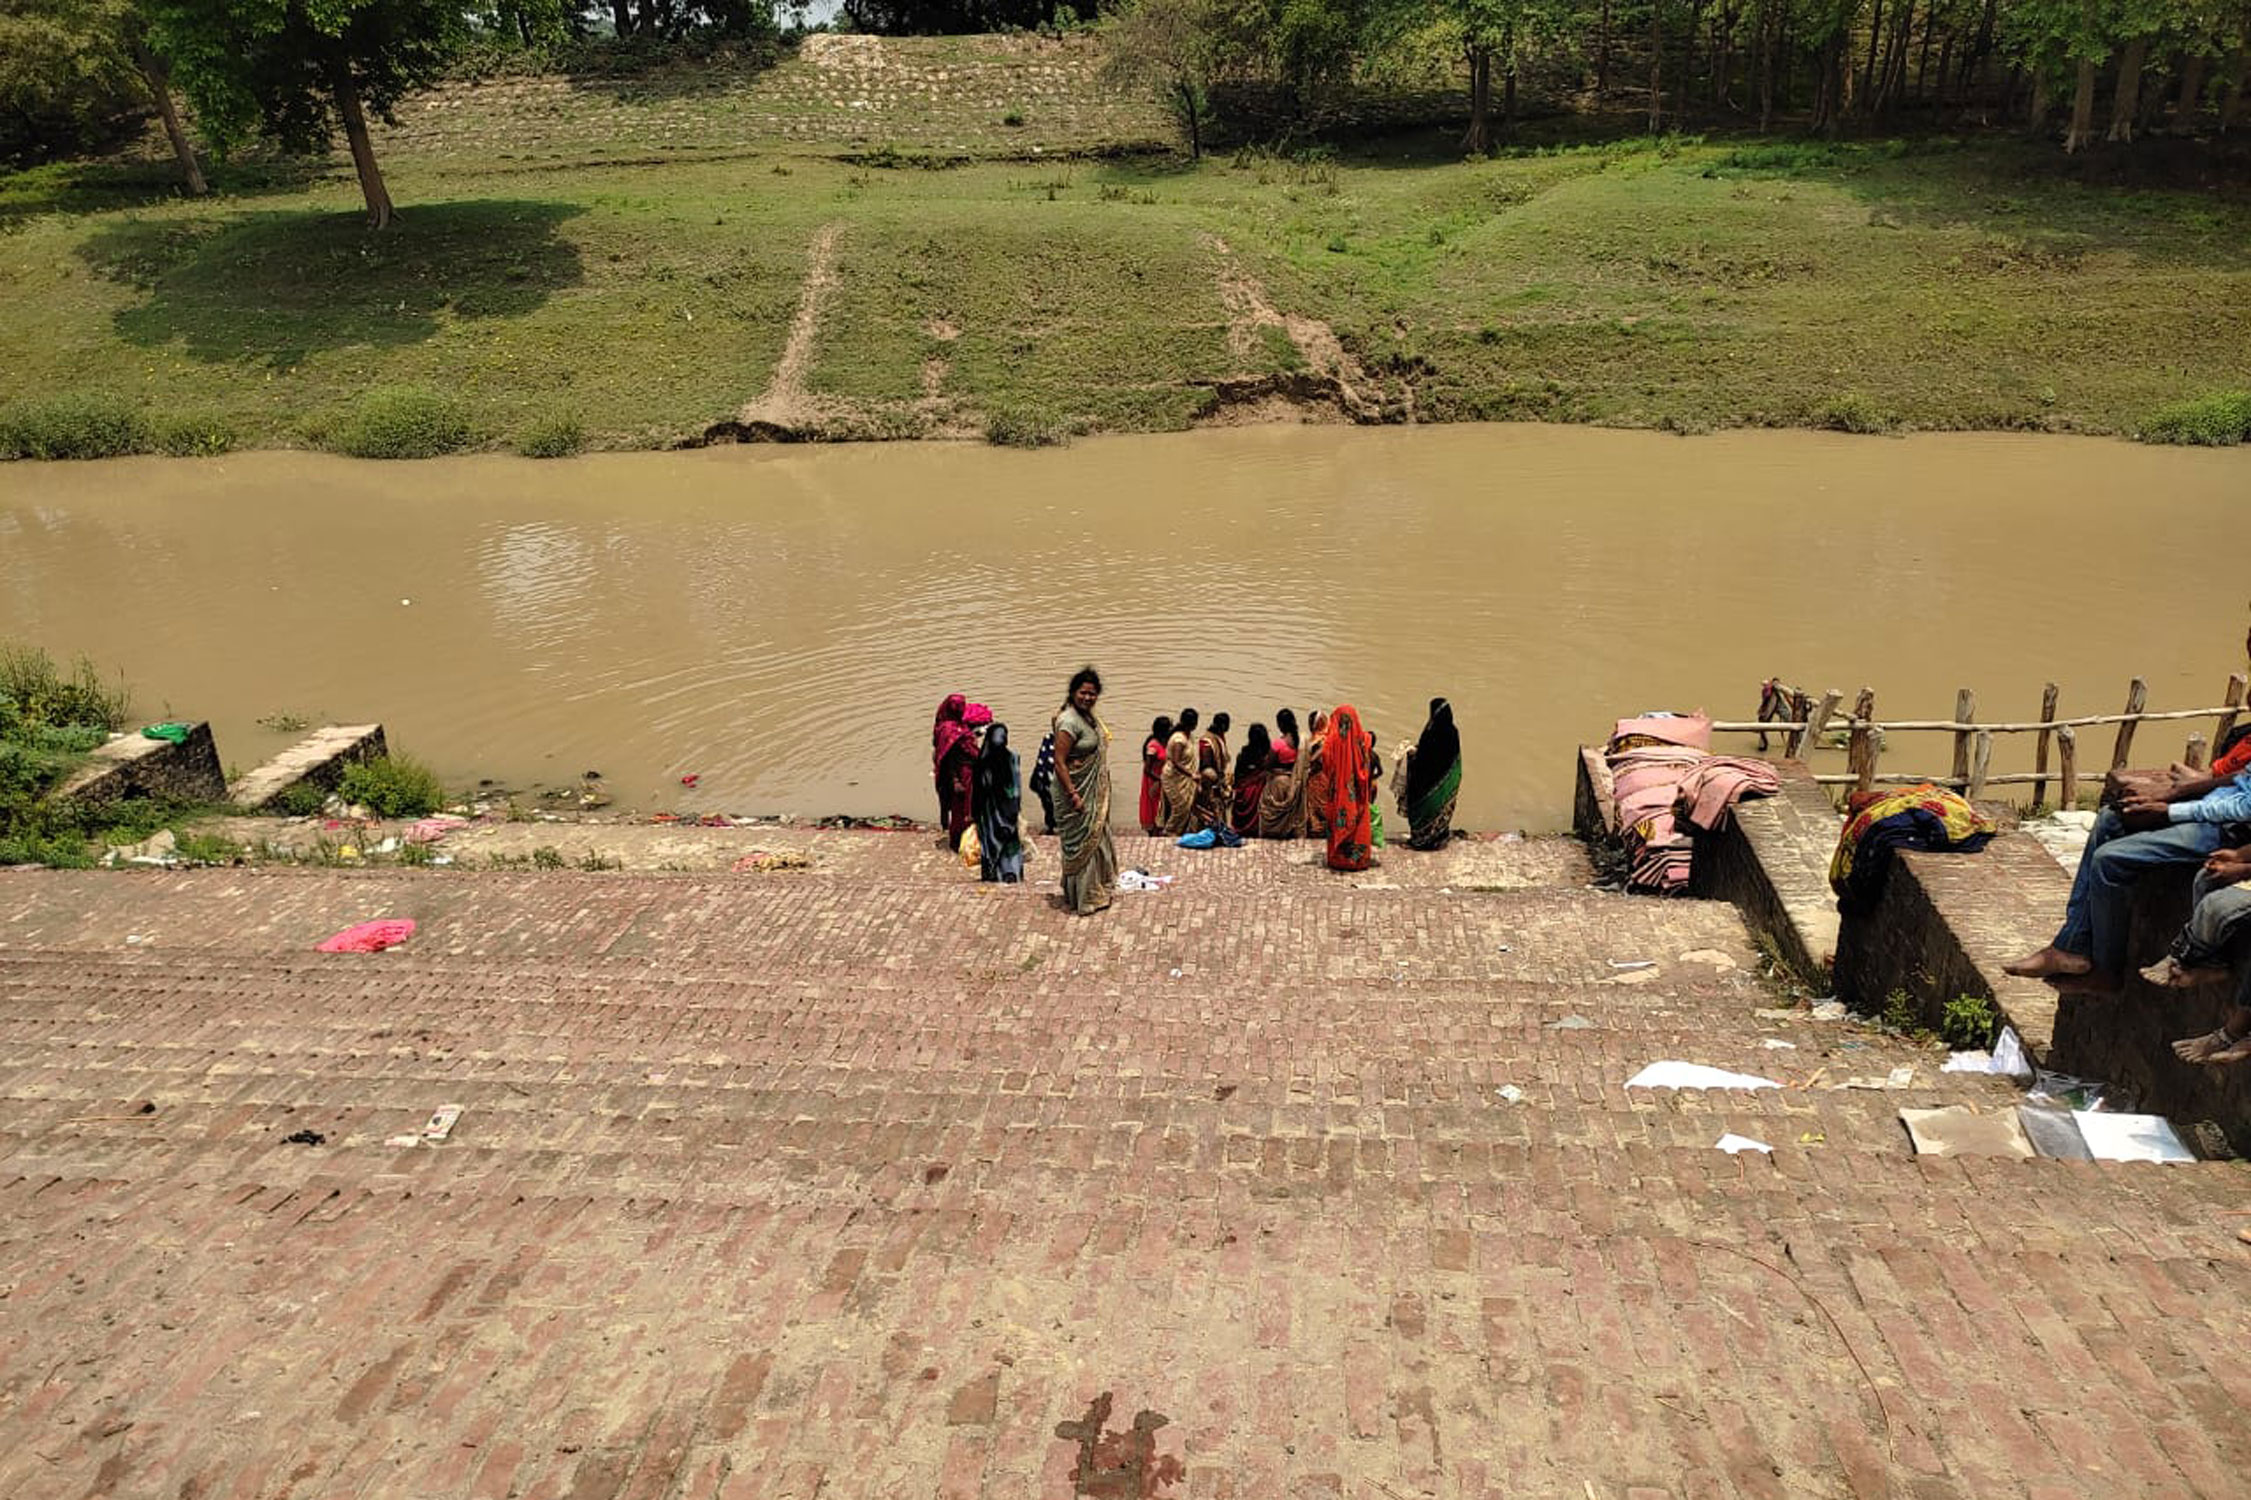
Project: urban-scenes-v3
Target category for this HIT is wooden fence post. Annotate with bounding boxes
[2032,683,2059,809]
[2217,672,2247,754]
[1967,730,1994,798]
[1848,687,1878,793]
[1801,689,1841,760]
[2111,678,2148,770]
[2186,733,2210,770]
[2058,724,2079,809]
[1950,688,1977,787]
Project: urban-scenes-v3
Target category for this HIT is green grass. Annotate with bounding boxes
[1,57,2247,453]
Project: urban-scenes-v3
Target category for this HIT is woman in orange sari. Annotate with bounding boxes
[1323,704,1378,871]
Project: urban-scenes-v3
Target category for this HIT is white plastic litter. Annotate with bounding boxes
[1941,1025,2033,1078]
[1546,1014,1596,1030]
[1809,1000,1849,1021]
[1626,1062,1781,1091]
[1495,1085,1525,1104]
[1943,1050,1993,1073]
[1760,1038,1797,1050]
[1608,959,1657,971]
[1714,1133,1773,1154]
[1117,871,1173,893]
[421,1104,463,1143]
[2071,1111,2194,1163]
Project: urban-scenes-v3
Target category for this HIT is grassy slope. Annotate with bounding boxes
[1,38,2246,451]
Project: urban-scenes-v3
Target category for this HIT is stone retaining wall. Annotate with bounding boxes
[50,724,225,808]
[1687,763,1840,986]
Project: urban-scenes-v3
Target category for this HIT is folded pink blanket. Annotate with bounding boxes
[1677,757,1784,833]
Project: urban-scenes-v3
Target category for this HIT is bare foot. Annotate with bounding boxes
[2050,970,2123,996]
[2139,957,2233,990]
[2209,1034,2251,1066]
[2005,946,2092,979]
[2171,1027,2247,1063]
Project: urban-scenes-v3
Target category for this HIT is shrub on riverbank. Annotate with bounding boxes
[316,387,476,460]
[516,411,585,458]
[2140,391,2251,447]
[0,644,139,868]
[338,755,448,818]
[0,392,148,460]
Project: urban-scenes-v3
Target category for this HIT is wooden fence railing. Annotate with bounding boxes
[1707,672,2249,806]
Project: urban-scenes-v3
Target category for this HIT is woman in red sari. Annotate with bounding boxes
[1323,704,1379,871]
[1138,715,1174,835]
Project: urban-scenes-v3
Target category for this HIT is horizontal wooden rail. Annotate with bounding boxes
[1712,706,2235,735]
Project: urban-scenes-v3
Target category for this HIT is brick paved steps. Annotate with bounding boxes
[5,852,2251,1499]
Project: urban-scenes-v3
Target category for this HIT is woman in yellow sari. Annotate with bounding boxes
[1297,709,1332,838]
[1192,712,1232,832]
[1051,666,1118,916]
[1158,706,1200,836]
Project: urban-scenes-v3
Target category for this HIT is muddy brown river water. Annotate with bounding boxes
[3,426,2246,832]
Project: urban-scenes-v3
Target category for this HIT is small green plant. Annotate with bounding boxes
[1325,234,1349,254]
[576,848,622,871]
[271,781,328,816]
[397,840,435,866]
[515,411,585,459]
[319,386,475,460]
[1880,988,1925,1036]
[1941,994,1999,1050]
[337,755,447,818]
[984,407,1070,449]
[1001,107,1026,126]
[174,832,240,865]
[256,711,311,733]
[2140,390,2251,446]
[149,413,235,457]
[1819,393,1896,435]
[530,845,567,870]
[0,392,148,460]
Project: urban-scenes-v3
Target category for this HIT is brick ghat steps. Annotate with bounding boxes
[2,850,2249,1500]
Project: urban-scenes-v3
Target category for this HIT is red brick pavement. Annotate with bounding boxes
[0,845,2247,1500]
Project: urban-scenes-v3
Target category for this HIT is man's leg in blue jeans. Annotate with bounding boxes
[2010,809,2222,981]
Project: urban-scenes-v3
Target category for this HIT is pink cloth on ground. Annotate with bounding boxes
[1608,713,1712,753]
[1676,757,1785,833]
[316,919,417,953]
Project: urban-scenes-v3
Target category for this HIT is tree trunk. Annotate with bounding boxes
[130,40,206,196]
[1596,0,1612,97]
[331,64,395,230]
[2108,36,2147,141]
[1859,0,1884,111]
[1682,0,1701,121]
[1757,1,1776,129]
[2026,67,2049,133]
[1916,0,1938,104]
[1965,0,1999,95]
[2223,47,2249,132]
[2064,57,2096,149]
[1649,0,1664,131]
[2175,53,2206,127]
[611,1,634,35]
[1462,45,1491,153]
[1504,60,1519,130]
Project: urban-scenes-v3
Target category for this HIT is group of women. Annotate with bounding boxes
[934,674,1463,916]
[1135,697,1461,859]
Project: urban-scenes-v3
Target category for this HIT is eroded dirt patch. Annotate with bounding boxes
[1201,235,1402,425]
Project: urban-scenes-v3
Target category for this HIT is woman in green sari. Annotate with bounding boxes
[1399,697,1462,850]
[1050,666,1118,916]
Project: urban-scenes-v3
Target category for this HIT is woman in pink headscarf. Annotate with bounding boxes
[933,695,973,848]
[939,702,993,851]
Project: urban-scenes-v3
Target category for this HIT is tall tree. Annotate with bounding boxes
[0,0,202,186]
[142,0,464,228]
[1103,0,1220,155]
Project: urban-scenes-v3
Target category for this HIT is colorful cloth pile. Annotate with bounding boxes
[1829,783,1997,914]
[1675,757,1785,834]
[1605,714,1712,895]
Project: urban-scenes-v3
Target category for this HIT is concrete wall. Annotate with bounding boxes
[51,724,225,808]
[1687,763,1840,986]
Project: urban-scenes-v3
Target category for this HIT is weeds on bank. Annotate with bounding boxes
[2140,390,2251,446]
[1941,994,1999,1050]
[338,756,448,818]
[515,410,586,458]
[0,643,205,868]
[311,386,476,460]
[0,392,235,461]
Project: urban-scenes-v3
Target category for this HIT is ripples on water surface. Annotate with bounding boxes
[3,426,2246,831]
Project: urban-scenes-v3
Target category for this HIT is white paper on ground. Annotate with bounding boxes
[1991,1026,2032,1079]
[1626,1062,1781,1091]
[1942,1050,1994,1073]
[1714,1133,1773,1154]
[2071,1111,2194,1163]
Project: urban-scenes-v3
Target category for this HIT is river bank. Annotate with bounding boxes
[5,426,2248,833]
[4,123,2248,457]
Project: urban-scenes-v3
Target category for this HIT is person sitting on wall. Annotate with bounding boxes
[2004,760,2251,996]
[2149,839,2251,1064]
